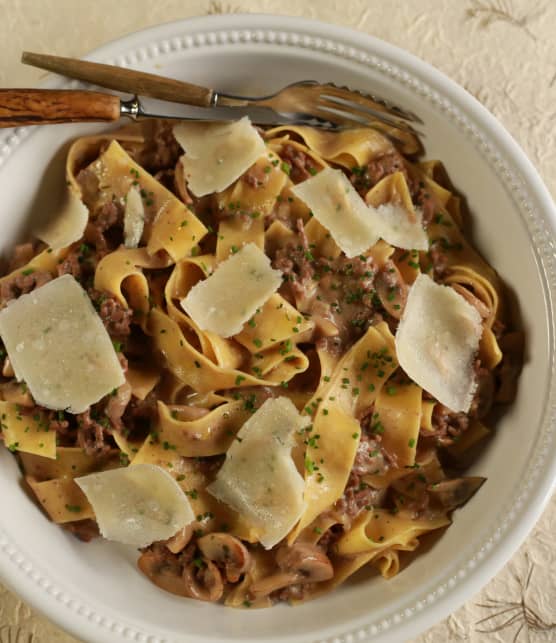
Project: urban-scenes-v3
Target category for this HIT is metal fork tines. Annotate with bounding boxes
[216,81,424,153]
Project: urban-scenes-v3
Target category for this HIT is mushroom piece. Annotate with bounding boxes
[276,543,334,582]
[427,477,486,511]
[182,558,224,602]
[197,532,252,582]
[249,543,334,599]
[165,523,195,554]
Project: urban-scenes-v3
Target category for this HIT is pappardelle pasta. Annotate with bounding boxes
[0,117,522,607]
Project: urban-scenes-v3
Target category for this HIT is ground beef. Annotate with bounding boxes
[270,222,380,353]
[76,409,111,455]
[335,471,387,522]
[349,151,408,196]
[7,243,35,272]
[56,242,98,285]
[121,392,158,440]
[84,201,123,257]
[100,296,133,337]
[469,359,495,419]
[429,238,450,279]
[105,382,132,431]
[428,404,470,446]
[134,120,181,174]
[317,524,344,552]
[413,183,437,227]
[272,218,316,305]
[243,164,270,188]
[88,290,133,338]
[352,432,391,477]
[57,249,82,279]
[0,270,52,305]
[280,144,317,183]
[96,200,121,230]
[62,519,100,542]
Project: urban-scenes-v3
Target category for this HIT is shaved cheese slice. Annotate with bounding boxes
[373,203,428,251]
[207,397,306,548]
[395,274,482,412]
[181,243,282,338]
[76,464,194,547]
[292,168,428,256]
[36,188,88,250]
[123,186,145,248]
[174,117,266,197]
[292,167,379,257]
[0,274,125,413]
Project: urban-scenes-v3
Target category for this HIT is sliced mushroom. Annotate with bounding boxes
[165,523,195,554]
[197,532,252,582]
[182,558,224,602]
[276,543,334,582]
[249,543,334,599]
[427,477,486,511]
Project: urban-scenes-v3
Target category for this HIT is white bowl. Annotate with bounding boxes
[0,14,555,643]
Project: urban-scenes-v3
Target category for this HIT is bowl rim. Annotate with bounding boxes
[0,12,555,643]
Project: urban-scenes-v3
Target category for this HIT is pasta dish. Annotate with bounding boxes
[0,117,522,607]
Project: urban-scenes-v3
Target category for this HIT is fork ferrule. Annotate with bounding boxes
[120,96,141,120]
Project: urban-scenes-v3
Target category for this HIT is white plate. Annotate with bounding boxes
[0,14,555,643]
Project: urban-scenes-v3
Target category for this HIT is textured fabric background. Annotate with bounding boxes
[0,1,554,641]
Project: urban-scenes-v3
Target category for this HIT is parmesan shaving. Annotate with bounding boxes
[173,117,266,197]
[123,185,145,248]
[372,203,428,251]
[76,464,194,547]
[0,274,125,413]
[207,397,306,549]
[291,167,380,258]
[181,243,282,338]
[395,274,483,412]
[35,188,88,250]
[292,168,428,256]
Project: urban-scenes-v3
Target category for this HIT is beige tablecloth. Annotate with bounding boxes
[0,1,555,641]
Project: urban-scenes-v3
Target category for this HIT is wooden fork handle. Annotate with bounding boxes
[22,51,215,108]
[0,89,121,127]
